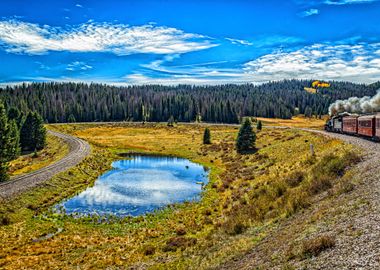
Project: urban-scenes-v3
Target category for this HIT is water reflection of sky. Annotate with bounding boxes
[57,155,209,216]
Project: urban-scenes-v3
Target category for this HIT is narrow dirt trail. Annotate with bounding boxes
[219,129,380,270]
[0,130,91,200]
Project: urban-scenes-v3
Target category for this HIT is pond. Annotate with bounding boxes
[56,155,209,217]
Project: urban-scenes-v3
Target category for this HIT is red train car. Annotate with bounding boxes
[376,114,380,139]
[342,115,358,134]
[358,115,376,138]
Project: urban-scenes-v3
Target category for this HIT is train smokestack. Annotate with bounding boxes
[329,90,380,116]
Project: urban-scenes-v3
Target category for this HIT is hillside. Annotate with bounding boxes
[220,130,380,269]
[0,80,378,124]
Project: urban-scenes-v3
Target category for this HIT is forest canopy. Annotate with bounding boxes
[0,80,378,124]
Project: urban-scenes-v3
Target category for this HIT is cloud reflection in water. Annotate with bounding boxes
[58,155,208,216]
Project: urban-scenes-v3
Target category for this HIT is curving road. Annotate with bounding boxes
[0,130,91,200]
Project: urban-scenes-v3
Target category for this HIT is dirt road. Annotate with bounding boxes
[0,130,91,199]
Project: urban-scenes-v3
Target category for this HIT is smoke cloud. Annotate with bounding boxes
[329,90,380,115]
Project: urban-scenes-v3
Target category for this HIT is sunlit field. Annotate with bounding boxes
[8,134,69,177]
[257,115,327,129]
[0,123,359,269]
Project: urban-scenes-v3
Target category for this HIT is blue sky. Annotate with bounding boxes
[0,0,380,85]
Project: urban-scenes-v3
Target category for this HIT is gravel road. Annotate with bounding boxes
[219,129,380,270]
[0,130,91,200]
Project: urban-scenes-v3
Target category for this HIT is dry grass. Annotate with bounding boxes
[8,133,69,176]
[301,235,336,258]
[256,115,327,129]
[0,123,359,269]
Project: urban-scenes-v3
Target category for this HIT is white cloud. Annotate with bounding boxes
[125,73,254,85]
[66,61,93,71]
[124,42,380,85]
[299,8,319,17]
[0,20,217,55]
[225,37,253,46]
[244,43,380,83]
[295,0,378,6]
[75,4,83,8]
[324,0,378,5]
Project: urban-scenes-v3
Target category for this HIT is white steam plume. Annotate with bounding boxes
[329,90,380,115]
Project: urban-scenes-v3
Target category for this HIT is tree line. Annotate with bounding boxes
[0,102,46,181]
[0,80,378,124]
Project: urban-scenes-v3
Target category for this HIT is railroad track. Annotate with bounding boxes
[0,130,91,199]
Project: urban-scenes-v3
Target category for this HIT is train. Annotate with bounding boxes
[325,113,380,141]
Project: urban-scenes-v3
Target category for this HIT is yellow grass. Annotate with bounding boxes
[8,133,70,176]
[257,115,327,129]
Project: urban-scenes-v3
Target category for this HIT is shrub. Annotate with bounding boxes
[285,190,310,217]
[257,120,263,131]
[231,222,247,235]
[0,215,11,226]
[301,235,335,258]
[342,150,362,165]
[308,174,333,194]
[324,156,346,177]
[336,181,355,195]
[223,220,247,235]
[303,155,317,166]
[272,181,287,197]
[162,237,197,252]
[316,151,359,178]
[285,171,305,187]
[203,128,211,144]
[175,227,187,236]
[167,116,175,127]
[142,245,156,256]
[221,211,249,235]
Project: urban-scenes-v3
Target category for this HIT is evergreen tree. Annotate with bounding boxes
[195,113,202,123]
[33,112,46,150]
[167,115,175,127]
[7,107,21,125]
[20,112,34,151]
[203,128,211,144]
[0,80,378,123]
[256,120,263,131]
[20,112,46,151]
[8,120,20,160]
[304,106,313,118]
[7,107,17,119]
[236,118,256,154]
[0,103,12,181]
[67,114,76,123]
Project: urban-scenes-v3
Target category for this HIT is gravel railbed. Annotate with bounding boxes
[0,130,91,199]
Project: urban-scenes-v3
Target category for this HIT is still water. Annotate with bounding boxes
[56,155,209,217]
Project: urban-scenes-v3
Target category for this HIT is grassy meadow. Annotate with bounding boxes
[0,122,360,269]
[256,115,327,129]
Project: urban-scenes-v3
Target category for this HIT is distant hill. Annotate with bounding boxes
[0,80,378,123]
